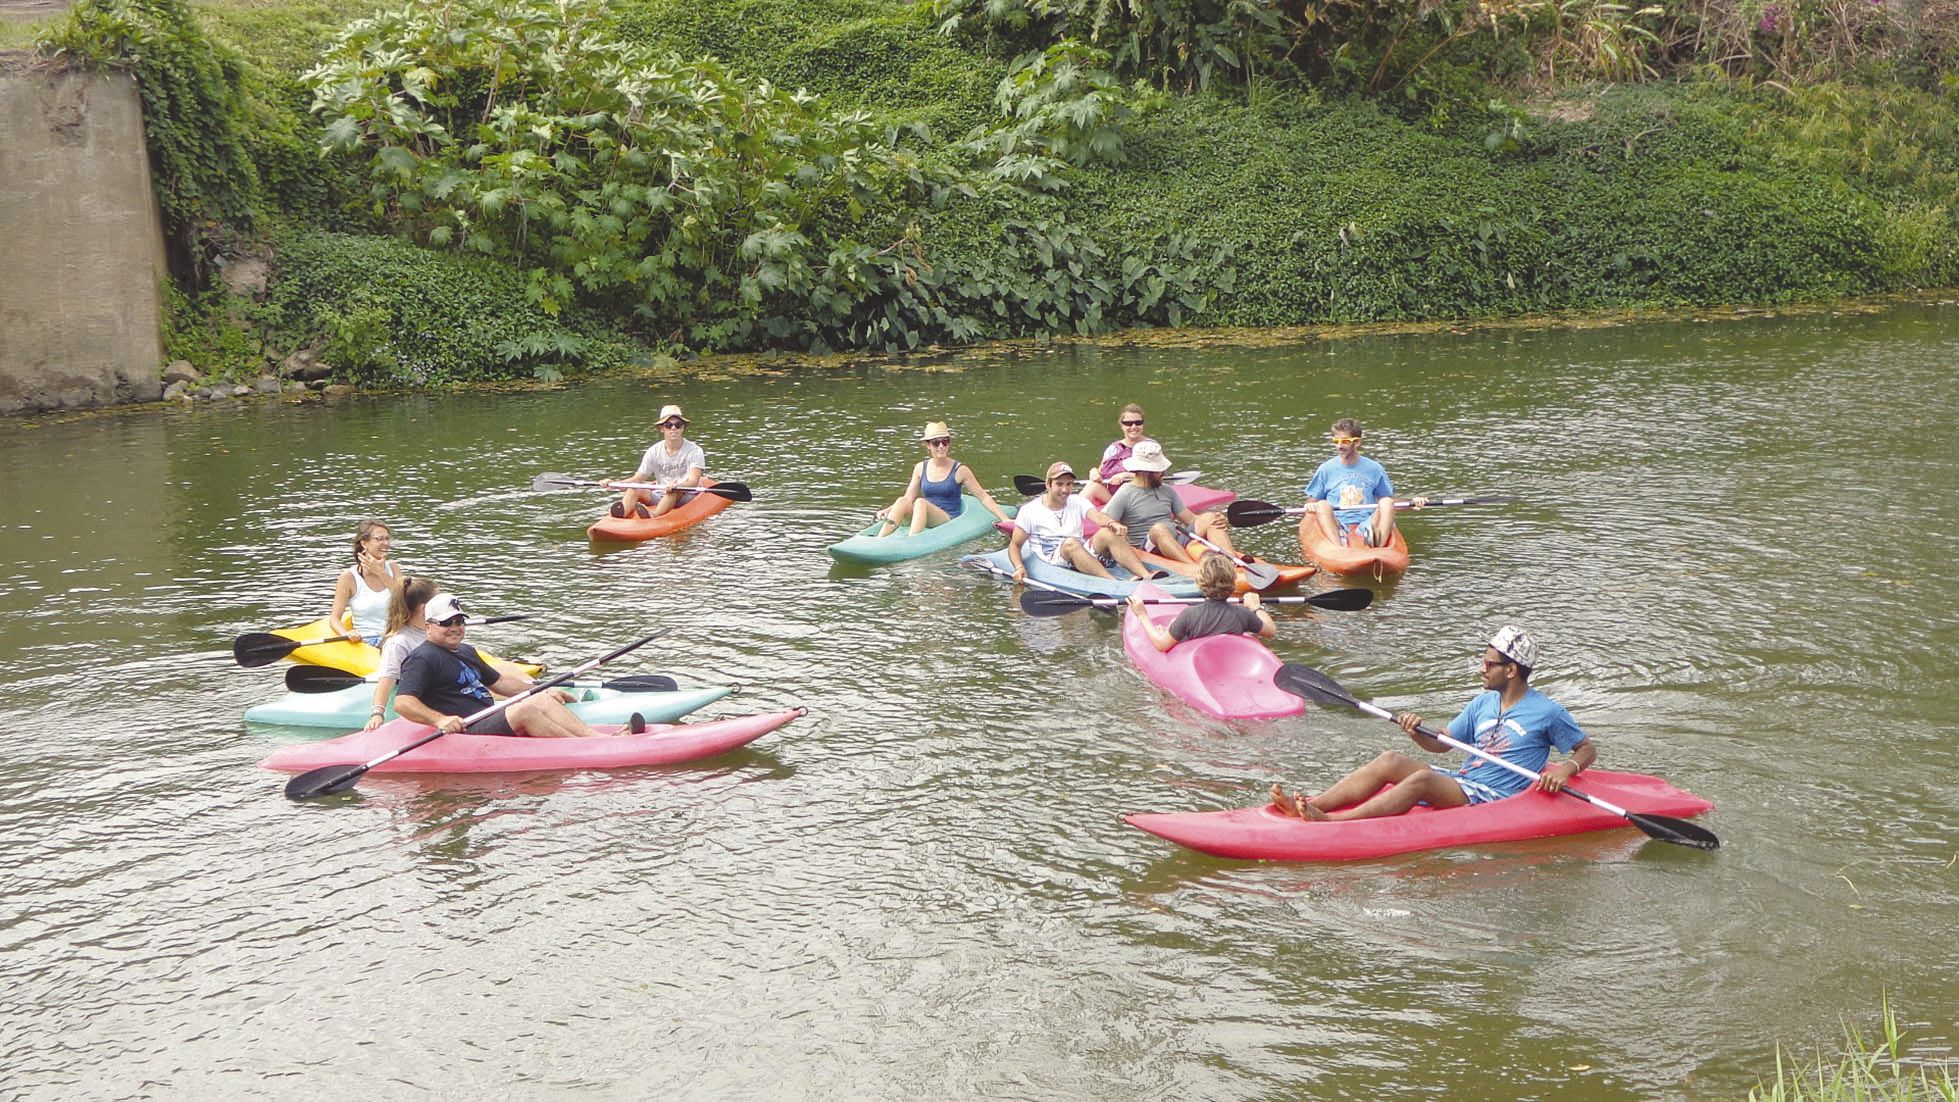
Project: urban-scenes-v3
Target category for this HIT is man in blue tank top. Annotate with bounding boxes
[1270,627,1596,820]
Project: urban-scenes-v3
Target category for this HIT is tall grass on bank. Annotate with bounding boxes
[1751,998,1959,1102]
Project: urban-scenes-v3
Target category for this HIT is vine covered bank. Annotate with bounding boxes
[21,0,1959,393]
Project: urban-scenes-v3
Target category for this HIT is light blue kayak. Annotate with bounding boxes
[828,496,1014,564]
[961,547,1202,599]
[244,683,737,729]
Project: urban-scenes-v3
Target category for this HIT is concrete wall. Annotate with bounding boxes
[0,55,166,414]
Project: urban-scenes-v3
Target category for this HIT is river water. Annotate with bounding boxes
[1,302,1954,1099]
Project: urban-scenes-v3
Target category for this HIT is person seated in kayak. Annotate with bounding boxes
[1008,461,1150,583]
[392,594,643,738]
[328,519,403,646]
[873,420,1014,536]
[611,404,705,519]
[1128,553,1276,652]
[1271,627,1595,820]
[363,575,439,731]
[1090,440,1238,567]
[1302,417,1425,548]
[1084,403,1153,506]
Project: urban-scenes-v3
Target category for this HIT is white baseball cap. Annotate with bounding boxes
[426,593,471,624]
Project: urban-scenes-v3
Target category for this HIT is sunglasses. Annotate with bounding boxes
[925,438,952,446]
[1480,657,1511,670]
[1331,436,1362,445]
[1121,419,1145,427]
[660,421,687,429]
[436,615,468,628]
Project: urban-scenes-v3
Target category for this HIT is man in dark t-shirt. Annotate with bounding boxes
[393,593,621,738]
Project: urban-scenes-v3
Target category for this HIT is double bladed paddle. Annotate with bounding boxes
[232,615,533,668]
[283,632,665,801]
[1226,495,1512,528]
[282,663,678,695]
[1010,470,1201,496]
[1019,587,1373,617]
[1272,663,1719,850]
[530,472,752,502]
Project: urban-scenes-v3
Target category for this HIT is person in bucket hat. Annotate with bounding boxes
[1089,439,1243,569]
[872,420,1014,537]
[612,404,706,519]
[1270,626,1596,821]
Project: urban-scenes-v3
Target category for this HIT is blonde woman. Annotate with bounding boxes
[363,576,438,730]
[328,519,403,645]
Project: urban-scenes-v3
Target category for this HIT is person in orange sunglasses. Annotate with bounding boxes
[1301,417,1425,548]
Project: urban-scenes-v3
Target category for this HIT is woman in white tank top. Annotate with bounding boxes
[329,520,403,645]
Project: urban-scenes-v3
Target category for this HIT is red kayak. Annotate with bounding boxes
[1125,770,1713,860]
[587,478,735,543]
[258,708,802,775]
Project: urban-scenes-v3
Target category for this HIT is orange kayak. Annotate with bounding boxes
[1297,513,1409,580]
[1138,539,1315,593]
[587,478,735,543]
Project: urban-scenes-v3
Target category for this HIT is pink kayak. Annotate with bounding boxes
[1122,582,1303,721]
[257,708,803,775]
[1125,770,1713,861]
[994,483,1237,537]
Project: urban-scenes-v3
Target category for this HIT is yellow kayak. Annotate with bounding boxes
[272,619,542,677]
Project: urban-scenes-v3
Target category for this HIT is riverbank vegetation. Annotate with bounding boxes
[24,0,1959,387]
[1750,996,1958,1101]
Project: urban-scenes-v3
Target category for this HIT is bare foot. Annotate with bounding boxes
[1270,783,1302,816]
[1296,795,1328,822]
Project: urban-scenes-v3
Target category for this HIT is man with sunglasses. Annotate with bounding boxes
[1084,403,1153,506]
[1270,627,1595,821]
[612,404,706,519]
[393,594,641,738]
[1008,461,1148,584]
[1302,417,1424,548]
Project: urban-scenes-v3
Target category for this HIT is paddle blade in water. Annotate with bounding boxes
[1626,811,1720,850]
[233,633,302,668]
[706,482,753,503]
[285,764,366,801]
[1019,589,1095,618]
[1304,587,1374,611]
[285,665,366,693]
[531,472,587,492]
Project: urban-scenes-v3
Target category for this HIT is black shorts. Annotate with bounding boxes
[463,711,518,736]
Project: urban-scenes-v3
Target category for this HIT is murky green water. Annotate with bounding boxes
[2,302,1954,1098]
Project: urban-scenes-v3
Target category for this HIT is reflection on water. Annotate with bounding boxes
[1,303,1956,1098]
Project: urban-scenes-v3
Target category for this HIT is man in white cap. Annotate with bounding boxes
[1008,461,1142,584]
[611,404,706,519]
[1271,626,1595,820]
[1091,439,1240,567]
[392,594,643,738]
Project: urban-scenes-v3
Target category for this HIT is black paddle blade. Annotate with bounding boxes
[1304,587,1374,611]
[705,482,752,503]
[233,633,303,668]
[1273,662,1358,707]
[1626,812,1721,850]
[285,665,365,693]
[531,472,585,492]
[1225,499,1291,528]
[1012,474,1046,496]
[1019,589,1095,617]
[603,674,681,693]
[285,764,367,801]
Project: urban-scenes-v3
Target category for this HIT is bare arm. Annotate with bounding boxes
[958,466,1013,522]
[1536,740,1598,793]
[328,570,356,636]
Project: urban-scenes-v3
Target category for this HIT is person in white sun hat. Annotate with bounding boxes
[1090,439,1238,568]
[872,420,1014,537]
[1270,626,1596,821]
[612,404,706,519]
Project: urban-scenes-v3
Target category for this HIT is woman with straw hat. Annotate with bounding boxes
[875,421,1014,537]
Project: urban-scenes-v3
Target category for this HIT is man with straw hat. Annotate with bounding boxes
[613,404,706,519]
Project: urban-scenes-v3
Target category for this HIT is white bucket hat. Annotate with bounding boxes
[1124,440,1171,473]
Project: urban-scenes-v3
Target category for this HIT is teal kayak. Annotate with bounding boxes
[961,547,1202,599]
[244,682,737,729]
[828,496,1014,564]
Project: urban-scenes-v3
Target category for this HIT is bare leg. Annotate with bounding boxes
[1296,751,1433,817]
[1370,499,1398,547]
[876,496,911,537]
[620,488,654,517]
[1058,539,1116,579]
[506,695,601,739]
[1320,770,1469,820]
[1090,528,1155,578]
[1084,482,1113,507]
[909,499,950,536]
[647,488,684,518]
[1193,512,1240,557]
[1306,500,1341,543]
[1149,522,1199,564]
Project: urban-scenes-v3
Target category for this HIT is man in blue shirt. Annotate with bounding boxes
[1302,417,1424,548]
[1272,627,1597,820]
